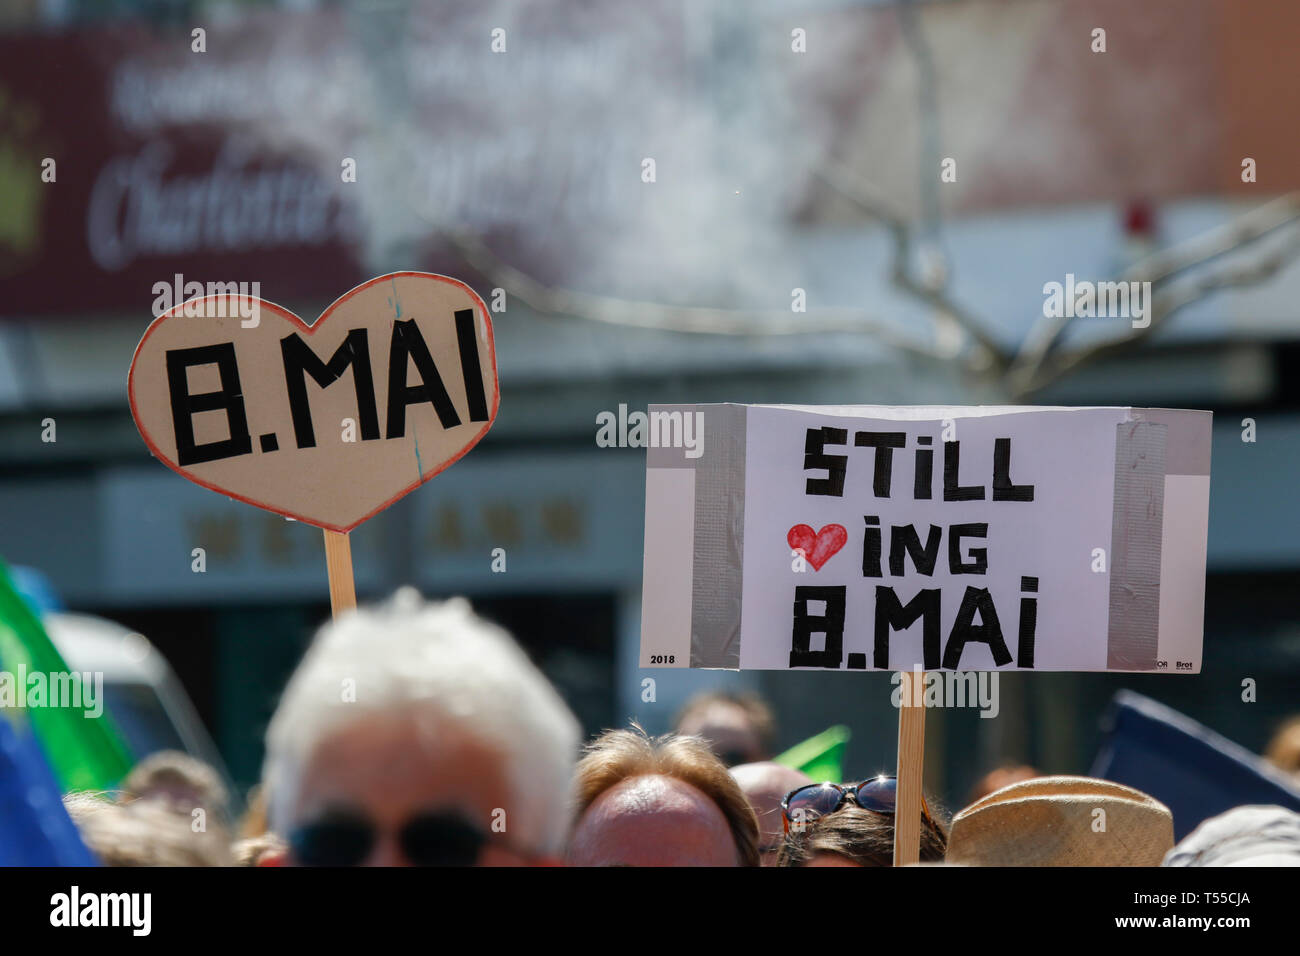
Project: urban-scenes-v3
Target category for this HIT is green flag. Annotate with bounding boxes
[0,557,133,792]
[774,725,851,783]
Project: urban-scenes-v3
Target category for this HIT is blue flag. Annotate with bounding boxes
[1091,690,1300,841]
[0,709,98,866]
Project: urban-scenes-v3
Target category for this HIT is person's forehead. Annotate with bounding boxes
[597,774,719,814]
[292,711,511,821]
[574,775,737,865]
[805,852,862,867]
[306,710,484,760]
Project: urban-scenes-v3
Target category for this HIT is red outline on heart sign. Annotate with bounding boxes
[127,271,499,534]
[786,523,848,571]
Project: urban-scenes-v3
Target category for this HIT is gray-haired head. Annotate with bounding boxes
[263,588,580,861]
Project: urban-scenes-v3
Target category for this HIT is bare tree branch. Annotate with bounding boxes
[1011,218,1300,396]
[814,162,1012,372]
[1124,192,1300,286]
[1008,193,1300,396]
[446,231,950,362]
[897,0,943,241]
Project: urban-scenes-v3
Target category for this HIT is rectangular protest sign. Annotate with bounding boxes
[640,405,1211,673]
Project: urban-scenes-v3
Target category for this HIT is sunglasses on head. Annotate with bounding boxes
[780,775,931,833]
[289,810,490,867]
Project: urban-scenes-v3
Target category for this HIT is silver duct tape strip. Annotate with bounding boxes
[1107,420,1168,670]
[689,405,748,668]
[1132,408,1210,475]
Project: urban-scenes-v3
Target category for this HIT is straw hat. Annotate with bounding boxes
[946,775,1173,866]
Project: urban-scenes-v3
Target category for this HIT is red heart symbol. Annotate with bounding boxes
[787,523,848,571]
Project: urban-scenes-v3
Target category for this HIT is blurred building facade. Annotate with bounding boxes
[1,0,1298,801]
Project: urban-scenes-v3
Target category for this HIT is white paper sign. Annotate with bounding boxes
[640,405,1211,673]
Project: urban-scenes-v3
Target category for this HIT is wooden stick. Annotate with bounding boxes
[893,668,927,867]
[322,529,357,618]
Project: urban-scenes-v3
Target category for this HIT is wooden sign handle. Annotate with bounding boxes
[323,529,357,619]
[893,669,927,866]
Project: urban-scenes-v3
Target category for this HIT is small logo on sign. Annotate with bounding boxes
[786,523,847,571]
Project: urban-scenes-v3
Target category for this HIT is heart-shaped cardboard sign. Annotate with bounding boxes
[128,272,498,532]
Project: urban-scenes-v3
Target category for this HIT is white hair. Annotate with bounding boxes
[263,589,580,856]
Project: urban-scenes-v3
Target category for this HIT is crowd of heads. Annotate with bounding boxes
[64,591,1300,867]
